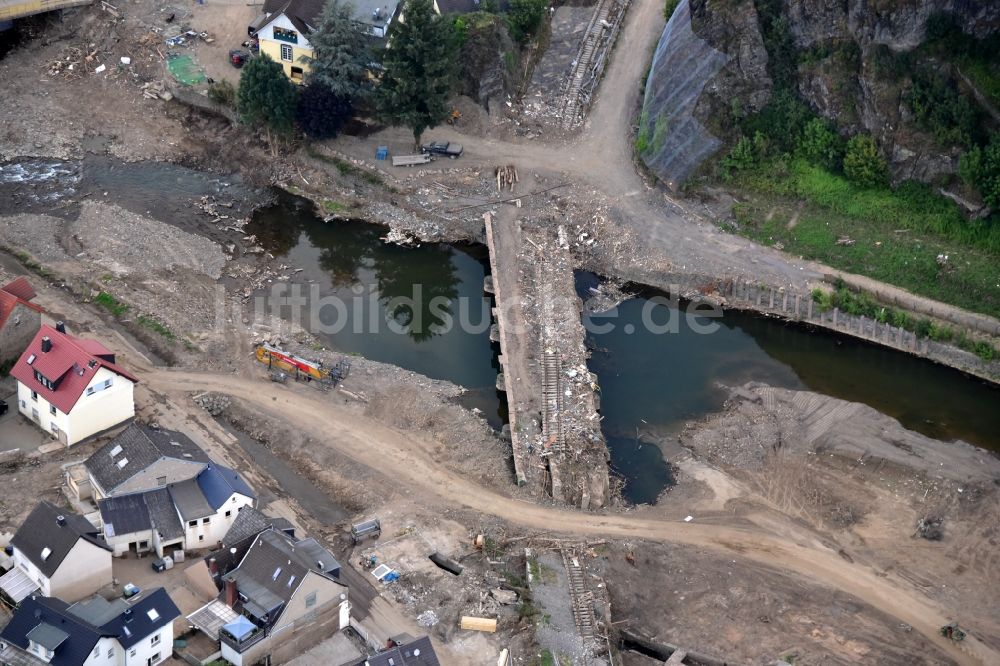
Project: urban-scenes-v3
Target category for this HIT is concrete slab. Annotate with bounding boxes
[112,554,215,615]
[286,631,362,666]
[0,391,53,454]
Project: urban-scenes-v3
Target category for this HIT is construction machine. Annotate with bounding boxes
[254,342,350,388]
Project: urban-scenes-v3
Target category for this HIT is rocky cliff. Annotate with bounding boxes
[640,0,1000,187]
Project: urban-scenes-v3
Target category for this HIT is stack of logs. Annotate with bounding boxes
[495,165,518,194]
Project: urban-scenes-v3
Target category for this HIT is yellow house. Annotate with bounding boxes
[250,0,326,83]
[250,0,399,82]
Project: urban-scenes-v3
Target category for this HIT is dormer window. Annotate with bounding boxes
[32,370,55,391]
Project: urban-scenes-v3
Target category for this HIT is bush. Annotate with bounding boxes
[904,70,978,147]
[208,80,236,107]
[507,0,548,43]
[663,0,679,20]
[741,89,812,155]
[798,118,844,170]
[843,135,888,187]
[723,135,759,173]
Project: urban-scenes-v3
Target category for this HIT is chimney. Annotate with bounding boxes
[41,337,52,353]
[208,558,218,576]
[56,515,66,526]
[55,321,66,334]
[225,578,238,608]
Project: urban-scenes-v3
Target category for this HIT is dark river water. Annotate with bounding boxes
[578,276,1000,503]
[246,199,1000,504]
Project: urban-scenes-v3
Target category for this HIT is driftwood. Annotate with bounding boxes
[495,165,518,194]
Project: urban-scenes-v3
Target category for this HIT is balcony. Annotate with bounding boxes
[219,619,267,653]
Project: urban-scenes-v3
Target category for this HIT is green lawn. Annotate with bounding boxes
[731,160,1000,319]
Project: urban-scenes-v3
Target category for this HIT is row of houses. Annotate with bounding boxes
[0,281,438,664]
[0,426,438,665]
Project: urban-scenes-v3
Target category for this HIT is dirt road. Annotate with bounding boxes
[141,366,996,665]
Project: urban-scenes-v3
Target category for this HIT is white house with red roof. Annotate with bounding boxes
[0,277,43,364]
[10,323,138,446]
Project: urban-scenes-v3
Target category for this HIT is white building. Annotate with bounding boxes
[0,588,179,666]
[85,424,257,558]
[10,324,137,447]
[0,501,113,606]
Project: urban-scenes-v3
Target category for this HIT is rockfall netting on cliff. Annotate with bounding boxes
[637,0,728,188]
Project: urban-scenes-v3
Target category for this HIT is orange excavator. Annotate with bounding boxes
[254,342,350,387]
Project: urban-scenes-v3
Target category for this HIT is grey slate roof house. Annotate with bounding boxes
[195,529,349,666]
[84,425,256,559]
[0,588,179,666]
[0,502,112,605]
[345,635,440,666]
[84,423,208,498]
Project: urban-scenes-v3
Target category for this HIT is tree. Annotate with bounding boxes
[305,0,371,101]
[507,0,548,43]
[238,54,299,137]
[375,0,456,147]
[843,134,888,187]
[297,84,352,139]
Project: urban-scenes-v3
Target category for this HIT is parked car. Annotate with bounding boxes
[0,400,7,417]
[151,556,174,573]
[421,141,463,158]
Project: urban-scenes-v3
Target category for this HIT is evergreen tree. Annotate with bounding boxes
[375,0,456,147]
[237,54,299,137]
[306,0,371,100]
[297,83,352,139]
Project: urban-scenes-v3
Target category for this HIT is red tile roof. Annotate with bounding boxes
[10,325,139,414]
[1,277,37,302]
[0,278,43,331]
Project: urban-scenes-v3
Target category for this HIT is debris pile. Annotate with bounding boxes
[194,392,231,416]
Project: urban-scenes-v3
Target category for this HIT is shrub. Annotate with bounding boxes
[663,0,679,20]
[904,70,978,147]
[207,80,236,107]
[741,89,812,155]
[507,0,548,43]
[843,135,888,187]
[973,340,996,361]
[723,135,758,173]
[798,118,844,170]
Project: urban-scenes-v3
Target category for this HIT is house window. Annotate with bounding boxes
[225,510,232,518]
[49,405,56,416]
[107,647,114,658]
[129,648,136,657]
[104,378,112,389]
[202,517,210,525]
[139,540,149,549]
[305,591,317,608]
[151,634,161,646]
[280,43,293,62]
[290,66,304,82]
[86,386,94,396]
[273,26,298,43]
[151,653,161,664]
[30,391,37,402]
[198,535,204,541]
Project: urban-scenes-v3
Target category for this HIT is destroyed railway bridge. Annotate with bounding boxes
[0,0,90,22]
